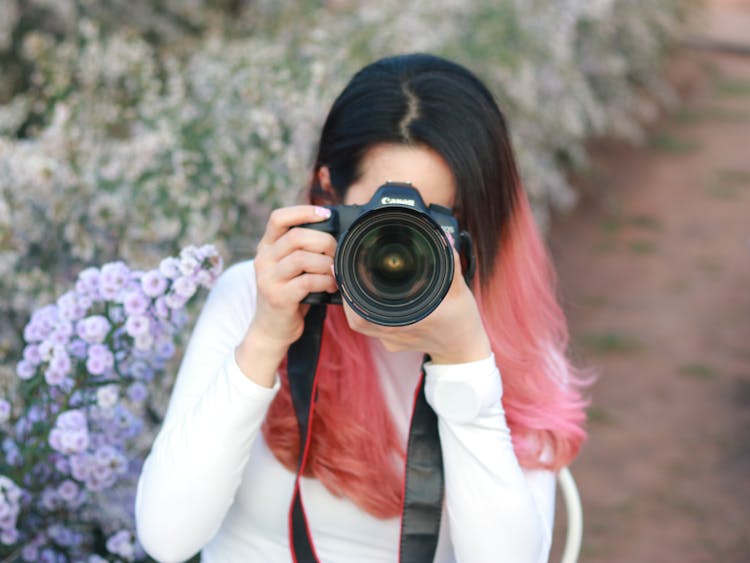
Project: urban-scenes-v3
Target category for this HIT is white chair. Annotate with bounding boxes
[557,468,583,563]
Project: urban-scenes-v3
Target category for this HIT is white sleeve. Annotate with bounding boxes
[135,261,280,563]
[424,355,556,563]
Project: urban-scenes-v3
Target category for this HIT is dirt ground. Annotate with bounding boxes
[547,2,750,562]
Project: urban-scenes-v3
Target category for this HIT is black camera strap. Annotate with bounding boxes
[286,304,444,563]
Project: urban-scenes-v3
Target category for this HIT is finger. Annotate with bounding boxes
[260,205,332,246]
[270,227,337,262]
[274,250,334,282]
[286,273,339,303]
[448,239,470,291]
[341,301,373,335]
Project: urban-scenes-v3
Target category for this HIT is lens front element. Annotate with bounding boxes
[335,208,453,326]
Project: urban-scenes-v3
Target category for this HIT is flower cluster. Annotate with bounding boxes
[0,245,222,561]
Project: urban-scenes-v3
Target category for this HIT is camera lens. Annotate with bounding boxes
[358,227,428,299]
[335,208,453,326]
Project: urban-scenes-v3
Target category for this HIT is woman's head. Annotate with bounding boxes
[266,54,587,519]
[309,53,520,285]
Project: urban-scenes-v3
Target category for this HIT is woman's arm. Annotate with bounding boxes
[135,261,280,562]
[136,205,337,562]
[424,356,555,563]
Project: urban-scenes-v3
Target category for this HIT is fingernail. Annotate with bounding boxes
[330,264,336,276]
[315,206,331,218]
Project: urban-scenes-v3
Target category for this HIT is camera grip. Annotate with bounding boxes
[301,291,342,305]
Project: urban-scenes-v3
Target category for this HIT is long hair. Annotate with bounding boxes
[262,54,587,518]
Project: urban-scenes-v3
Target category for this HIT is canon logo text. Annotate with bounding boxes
[381,197,415,206]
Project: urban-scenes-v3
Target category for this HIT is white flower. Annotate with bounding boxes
[96,385,119,410]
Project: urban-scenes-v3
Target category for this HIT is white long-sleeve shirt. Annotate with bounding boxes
[135,260,556,563]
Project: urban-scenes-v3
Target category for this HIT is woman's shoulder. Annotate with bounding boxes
[205,259,258,309]
[216,259,256,288]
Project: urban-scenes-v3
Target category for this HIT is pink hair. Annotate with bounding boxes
[262,184,587,518]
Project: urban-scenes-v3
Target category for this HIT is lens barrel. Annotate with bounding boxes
[334,207,453,326]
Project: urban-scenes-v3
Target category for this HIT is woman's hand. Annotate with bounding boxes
[235,206,337,386]
[341,245,492,365]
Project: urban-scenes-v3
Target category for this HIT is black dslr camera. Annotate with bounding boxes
[300,182,474,327]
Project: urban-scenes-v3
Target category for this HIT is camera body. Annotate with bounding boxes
[300,182,470,327]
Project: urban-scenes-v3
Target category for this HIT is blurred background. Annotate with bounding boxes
[1,0,748,561]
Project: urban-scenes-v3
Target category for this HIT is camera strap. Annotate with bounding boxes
[286,304,444,563]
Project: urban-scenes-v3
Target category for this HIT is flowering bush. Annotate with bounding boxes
[0,245,222,561]
[0,1,690,386]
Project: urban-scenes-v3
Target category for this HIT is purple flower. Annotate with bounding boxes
[133,332,154,351]
[50,410,90,453]
[86,344,114,376]
[69,453,93,481]
[43,366,66,386]
[47,329,70,347]
[76,267,101,296]
[22,344,42,365]
[54,320,74,339]
[106,529,135,560]
[47,524,76,547]
[124,314,150,337]
[159,256,180,279]
[141,269,168,298]
[49,351,71,373]
[173,275,197,299]
[39,548,59,563]
[57,291,88,322]
[94,445,117,465]
[164,292,187,310]
[0,527,18,545]
[57,480,79,502]
[67,338,87,359]
[76,316,111,344]
[126,382,148,403]
[123,289,149,316]
[40,487,61,511]
[16,360,36,380]
[2,439,21,466]
[49,427,89,454]
[23,322,43,343]
[100,261,129,291]
[96,385,118,409]
[24,305,58,342]
[153,296,169,318]
[27,405,45,423]
[78,293,93,310]
[0,476,22,542]
[126,360,153,381]
[58,409,86,430]
[195,269,213,287]
[154,339,175,361]
[86,343,114,376]
[38,340,54,361]
[178,248,200,276]
[54,456,70,474]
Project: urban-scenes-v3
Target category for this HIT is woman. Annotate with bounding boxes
[136,53,587,563]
